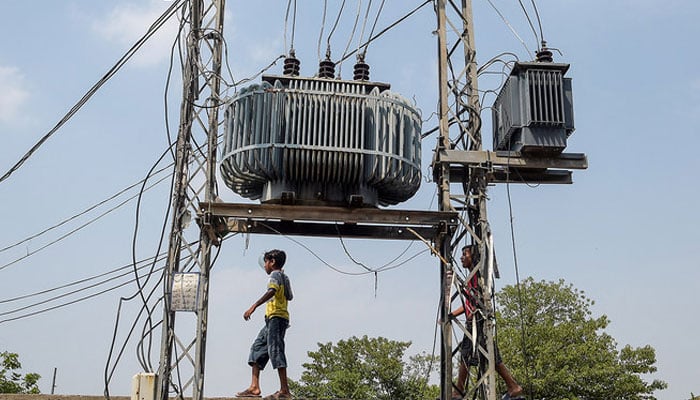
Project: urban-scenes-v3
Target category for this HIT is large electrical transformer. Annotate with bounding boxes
[220,74,422,207]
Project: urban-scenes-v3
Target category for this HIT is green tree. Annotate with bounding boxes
[495,277,666,399]
[290,335,438,400]
[0,351,41,394]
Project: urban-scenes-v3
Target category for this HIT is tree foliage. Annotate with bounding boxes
[0,351,41,394]
[290,335,438,400]
[495,277,666,399]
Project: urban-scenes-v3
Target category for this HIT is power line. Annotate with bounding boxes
[129,115,183,372]
[529,0,545,44]
[335,0,430,65]
[516,0,540,46]
[337,0,364,72]
[284,0,298,53]
[317,0,328,62]
[0,252,168,305]
[0,265,163,324]
[0,0,186,185]
[0,163,172,255]
[505,151,535,400]
[0,172,172,272]
[356,0,374,57]
[484,0,532,57]
[325,0,347,59]
[361,0,386,57]
[0,257,166,318]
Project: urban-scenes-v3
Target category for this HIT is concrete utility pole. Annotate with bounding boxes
[156,1,225,400]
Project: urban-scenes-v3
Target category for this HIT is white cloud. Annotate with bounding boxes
[0,66,30,123]
[91,1,181,67]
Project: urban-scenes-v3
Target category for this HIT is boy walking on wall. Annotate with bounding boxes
[237,249,293,400]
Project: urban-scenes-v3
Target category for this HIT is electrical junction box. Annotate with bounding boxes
[171,272,200,312]
[131,372,155,400]
[492,62,575,154]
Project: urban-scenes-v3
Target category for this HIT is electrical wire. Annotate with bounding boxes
[129,235,227,385]
[361,0,385,58]
[104,270,166,398]
[374,248,429,273]
[505,148,535,400]
[516,0,540,45]
[0,172,172,272]
[377,240,416,270]
[477,52,520,75]
[0,254,164,305]
[130,143,178,372]
[230,54,286,88]
[106,271,165,389]
[0,164,172,255]
[529,0,545,44]
[0,257,166,318]
[283,0,298,53]
[106,6,189,384]
[355,0,373,57]
[163,6,189,156]
[103,238,203,395]
[259,221,427,278]
[317,0,328,62]
[336,0,431,65]
[0,0,186,186]
[484,0,532,57]
[337,0,363,74]
[335,225,431,296]
[324,0,347,61]
[260,221,374,276]
[335,224,373,273]
[0,265,165,325]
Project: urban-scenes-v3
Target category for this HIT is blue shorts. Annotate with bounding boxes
[248,316,289,370]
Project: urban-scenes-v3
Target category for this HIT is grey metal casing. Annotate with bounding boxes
[220,75,422,207]
[492,62,575,154]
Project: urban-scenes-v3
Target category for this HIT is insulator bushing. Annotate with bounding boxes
[536,48,553,63]
[353,61,370,81]
[318,59,336,78]
[283,55,301,76]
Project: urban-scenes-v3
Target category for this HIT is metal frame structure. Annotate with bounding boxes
[433,1,500,398]
[433,1,586,399]
[155,2,586,400]
[156,1,225,400]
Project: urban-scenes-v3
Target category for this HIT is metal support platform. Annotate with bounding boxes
[197,202,459,241]
[436,150,588,184]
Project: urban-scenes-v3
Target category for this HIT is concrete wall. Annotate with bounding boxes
[0,396,245,400]
[0,395,129,400]
[0,395,330,400]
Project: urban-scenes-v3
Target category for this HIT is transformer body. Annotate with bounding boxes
[220,75,422,207]
[492,62,575,154]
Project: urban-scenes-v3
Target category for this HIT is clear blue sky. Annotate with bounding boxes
[1,1,698,399]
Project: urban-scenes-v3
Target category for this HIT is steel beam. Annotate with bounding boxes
[438,150,588,170]
[197,202,458,241]
[198,202,458,226]
[225,220,447,241]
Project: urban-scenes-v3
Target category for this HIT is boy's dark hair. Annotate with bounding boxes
[264,249,286,269]
[462,244,477,254]
[461,244,479,265]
